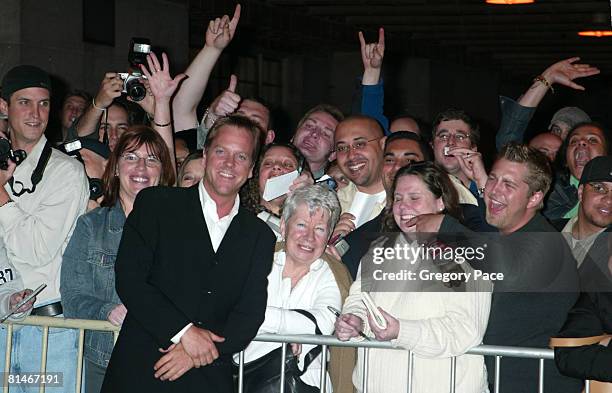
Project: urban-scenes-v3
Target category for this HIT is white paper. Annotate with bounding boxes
[348,192,379,228]
[262,170,299,201]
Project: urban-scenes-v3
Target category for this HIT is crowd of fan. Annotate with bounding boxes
[0,4,610,393]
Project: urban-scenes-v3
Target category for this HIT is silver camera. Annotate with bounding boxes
[117,72,147,102]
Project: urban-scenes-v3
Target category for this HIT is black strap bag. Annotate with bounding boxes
[237,309,324,393]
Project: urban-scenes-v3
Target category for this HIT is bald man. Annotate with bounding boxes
[332,115,386,239]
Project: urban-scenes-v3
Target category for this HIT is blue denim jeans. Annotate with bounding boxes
[0,323,78,393]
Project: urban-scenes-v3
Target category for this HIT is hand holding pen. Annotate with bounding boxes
[329,306,370,341]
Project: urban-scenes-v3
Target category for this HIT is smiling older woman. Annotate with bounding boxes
[239,184,350,392]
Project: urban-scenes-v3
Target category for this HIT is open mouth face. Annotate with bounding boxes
[392,174,442,233]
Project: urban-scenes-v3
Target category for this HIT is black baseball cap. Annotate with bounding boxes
[1,65,51,101]
[579,156,612,184]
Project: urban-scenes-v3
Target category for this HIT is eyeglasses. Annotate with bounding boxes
[434,132,471,144]
[335,138,379,154]
[587,182,612,196]
[121,152,162,168]
[261,159,298,171]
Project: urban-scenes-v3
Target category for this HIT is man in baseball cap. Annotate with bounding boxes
[0,64,88,393]
[559,155,611,289]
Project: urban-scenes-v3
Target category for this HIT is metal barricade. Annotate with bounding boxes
[0,317,595,393]
[1,316,119,393]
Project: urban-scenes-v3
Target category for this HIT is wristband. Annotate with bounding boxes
[202,107,219,127]
[153,120,172,127]
[533,75,554,94]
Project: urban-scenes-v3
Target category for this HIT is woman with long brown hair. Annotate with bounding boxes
[60,51,182,393]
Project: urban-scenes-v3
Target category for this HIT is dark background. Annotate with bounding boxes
[2,0,612,156]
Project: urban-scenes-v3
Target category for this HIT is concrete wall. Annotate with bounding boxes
[0,0,189,95]
[1,1,503,147]
[0,0,22,77]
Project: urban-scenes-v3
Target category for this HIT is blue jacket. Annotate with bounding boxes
[60,202,125,367]
[360,80,390,134]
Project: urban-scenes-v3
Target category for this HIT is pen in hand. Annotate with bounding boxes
[327,306,371,341]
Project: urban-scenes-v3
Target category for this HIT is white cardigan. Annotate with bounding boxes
[343,238,492,393]
[239,251,342,389]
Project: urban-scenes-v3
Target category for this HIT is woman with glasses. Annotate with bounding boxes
[336,161,491,393]
[60,51,182,393]
[61,127,175,393]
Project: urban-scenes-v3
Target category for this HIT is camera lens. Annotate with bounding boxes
[126,79,146,102]
[0,138,12,170]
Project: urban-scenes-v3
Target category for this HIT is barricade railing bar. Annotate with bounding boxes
[0,317,593,393]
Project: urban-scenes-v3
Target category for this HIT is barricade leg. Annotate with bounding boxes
[319,345,327,393]
[494,356,501,393]
[237,351,245,393]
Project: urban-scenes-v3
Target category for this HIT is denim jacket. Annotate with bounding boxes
[496,95,536,151]
[60,201,125,367]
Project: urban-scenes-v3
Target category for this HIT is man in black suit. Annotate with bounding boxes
[101,115,275,393]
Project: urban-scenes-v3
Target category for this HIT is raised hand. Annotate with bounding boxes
[359,28,385,71]
[541,57,600,91]
[140,52,187,101]
[330,212,356,242]
[450,148,488,188]
[206,75,241,128]
[359,27,385,85]
[95,72,123,109]
[206,4,241,50]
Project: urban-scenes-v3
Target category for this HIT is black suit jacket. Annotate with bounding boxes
[101,186,276,393]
